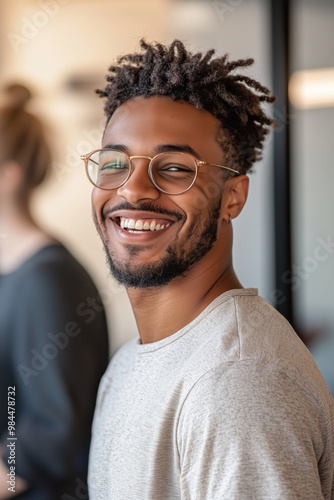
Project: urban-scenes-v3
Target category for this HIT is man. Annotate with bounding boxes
[85,40,334,499]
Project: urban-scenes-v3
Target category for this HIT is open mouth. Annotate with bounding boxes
[113,216,173,234]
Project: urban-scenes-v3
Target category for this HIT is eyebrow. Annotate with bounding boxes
[102,144,201,160]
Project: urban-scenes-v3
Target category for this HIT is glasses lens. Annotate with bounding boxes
[151,153,197,194]
[87,150,130,189]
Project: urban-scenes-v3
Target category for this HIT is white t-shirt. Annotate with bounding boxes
[89,288,334,499]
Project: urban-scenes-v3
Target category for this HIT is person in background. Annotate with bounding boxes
[0,84,109,499]
[86,40,334,499]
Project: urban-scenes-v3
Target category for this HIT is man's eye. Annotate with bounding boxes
[161,164,193,172]
[100,163,127,171]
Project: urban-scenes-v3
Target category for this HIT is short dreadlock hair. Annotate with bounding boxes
[97,39,275,174]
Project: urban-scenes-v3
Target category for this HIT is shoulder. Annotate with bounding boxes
[25,244,95,284]
[182,357,332,417]
[17,244,100,302]
[197,289,296,352]
[178,291,333,433]
[204,291,322,381]
[233,292,295,340]
[231,294,329,394]
[9,244,108,339]
[178,291,315,387]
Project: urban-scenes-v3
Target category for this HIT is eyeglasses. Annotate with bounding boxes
[80,149,240,195]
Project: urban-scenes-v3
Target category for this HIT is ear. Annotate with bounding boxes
[220,175,249,223]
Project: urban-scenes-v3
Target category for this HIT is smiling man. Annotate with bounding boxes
[86,40,334,499]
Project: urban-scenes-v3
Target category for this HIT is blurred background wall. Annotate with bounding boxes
[0,0,333,391]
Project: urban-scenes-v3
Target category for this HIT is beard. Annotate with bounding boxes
[96,197,222,289]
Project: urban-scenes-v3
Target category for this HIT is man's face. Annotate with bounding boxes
[92,96,230,288]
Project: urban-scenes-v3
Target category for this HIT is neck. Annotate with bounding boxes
[0,201,56,273]
[127,252,242,344]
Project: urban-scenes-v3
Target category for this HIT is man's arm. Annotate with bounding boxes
[178,360,331,499]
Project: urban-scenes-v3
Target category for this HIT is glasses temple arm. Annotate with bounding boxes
[199,161,240,175]
[81,154,99,167]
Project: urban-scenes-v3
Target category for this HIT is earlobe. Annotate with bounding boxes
[221,175,249,222]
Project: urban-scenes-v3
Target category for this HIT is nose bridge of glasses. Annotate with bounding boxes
[115,154,161,201]
[127,154,155,178]
[128,155,153,167]
[120,155,158,193]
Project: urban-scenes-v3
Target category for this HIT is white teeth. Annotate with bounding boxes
[135,220,144,230]
[119,217,172,232]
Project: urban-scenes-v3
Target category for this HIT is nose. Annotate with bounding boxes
[117,158,160,204]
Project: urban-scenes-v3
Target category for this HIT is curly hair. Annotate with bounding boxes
[97,39,275,174]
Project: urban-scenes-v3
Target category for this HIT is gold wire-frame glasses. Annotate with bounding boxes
[80,148,240,195]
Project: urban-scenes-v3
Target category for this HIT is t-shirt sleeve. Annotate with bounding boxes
[2,257,109,486]
[177,359,331,500]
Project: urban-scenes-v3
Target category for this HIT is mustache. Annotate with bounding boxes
[102,201,184,221]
